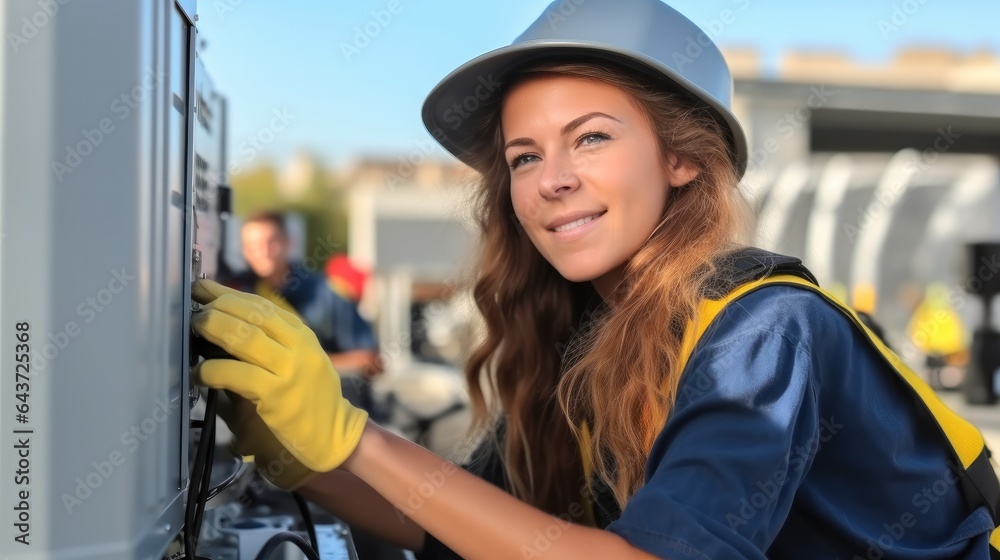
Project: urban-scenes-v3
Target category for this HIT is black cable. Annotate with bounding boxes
[292,492,319,553]
[252,532,321,560]
[192,389,217,540]
[184,388,218,560]
[204,456,243,501]
[184,394,209,558]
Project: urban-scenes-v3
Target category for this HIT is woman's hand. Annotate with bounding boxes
[191,279,369,473]
[215,390,318,490]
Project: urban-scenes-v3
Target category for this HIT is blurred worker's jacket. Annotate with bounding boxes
[224,262,376,355]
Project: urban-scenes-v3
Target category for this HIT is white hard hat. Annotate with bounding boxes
[422,0,748,177]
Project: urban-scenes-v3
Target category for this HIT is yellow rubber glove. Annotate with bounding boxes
[191,279,369,473]
[215,390,318,490]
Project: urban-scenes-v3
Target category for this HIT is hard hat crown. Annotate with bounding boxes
[422,0,747,176]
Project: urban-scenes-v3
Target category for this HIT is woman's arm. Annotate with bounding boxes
[343,420,661,560]
[189,280,658,559]
[296,469,427,551]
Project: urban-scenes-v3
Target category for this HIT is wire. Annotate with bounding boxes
[253,532,321,560]
[185,389,218,560]
[292,492,319,553]
[204,456,245,501]
[193,390,217,538]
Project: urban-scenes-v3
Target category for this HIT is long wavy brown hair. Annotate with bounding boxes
[461,60,753,518]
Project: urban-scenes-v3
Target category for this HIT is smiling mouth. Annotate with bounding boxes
[552,211,607,232]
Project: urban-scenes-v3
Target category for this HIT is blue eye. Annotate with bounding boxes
[509,153,539,169]
[508,130,611,169]
[579,131,610,146]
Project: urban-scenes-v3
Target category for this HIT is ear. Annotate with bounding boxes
[664,152,700,188]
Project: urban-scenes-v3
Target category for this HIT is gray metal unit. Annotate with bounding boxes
[193,55,229,281]
[0,1,203,557]
[375,218,476,281]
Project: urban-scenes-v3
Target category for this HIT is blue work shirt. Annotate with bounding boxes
[225,262,375,353]
[607,285,994,559]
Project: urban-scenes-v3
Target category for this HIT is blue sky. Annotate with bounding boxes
[197,0,1000,171]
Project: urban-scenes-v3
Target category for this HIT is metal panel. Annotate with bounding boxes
[0,0,195,557]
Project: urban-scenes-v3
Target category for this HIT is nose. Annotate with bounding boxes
[537,153,580,201]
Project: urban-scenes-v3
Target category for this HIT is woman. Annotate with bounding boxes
[191,1,996,558]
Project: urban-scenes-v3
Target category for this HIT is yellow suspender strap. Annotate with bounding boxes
[689,274,1000,532]
[577,273,1000,540]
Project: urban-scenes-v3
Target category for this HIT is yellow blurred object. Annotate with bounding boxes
[852,283,877,315]
[906,283,967,357]
[191,279,369,473]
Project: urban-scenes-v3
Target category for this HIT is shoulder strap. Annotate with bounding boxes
[680,247,818,366]
[701,247,818,299]
[683,270,1000,551]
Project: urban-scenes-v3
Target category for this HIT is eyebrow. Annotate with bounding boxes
[503,111,622,152]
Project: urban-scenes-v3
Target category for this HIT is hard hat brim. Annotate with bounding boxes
[421,40,748,178]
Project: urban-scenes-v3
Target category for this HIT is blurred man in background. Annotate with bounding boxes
[226,210,405,559]
[226,210,384,410]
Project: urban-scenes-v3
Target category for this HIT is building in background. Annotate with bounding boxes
[337,47,1000,390]
[728,47,1000,369]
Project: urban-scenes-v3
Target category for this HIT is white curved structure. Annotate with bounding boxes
[849,149,921,292]
[803,154,854,286]
[755,161,811,251]
[914,159,999,280]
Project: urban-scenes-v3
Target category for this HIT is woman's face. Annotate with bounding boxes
[502,75,698,295]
